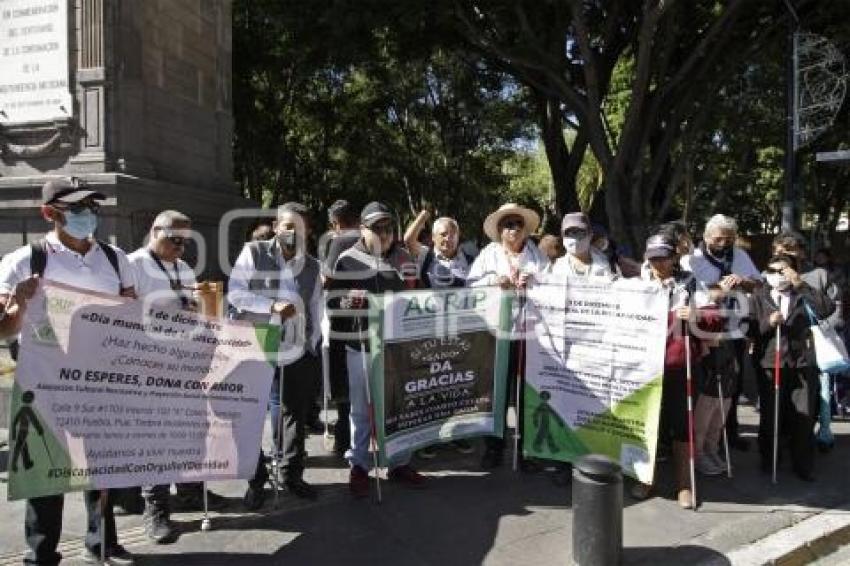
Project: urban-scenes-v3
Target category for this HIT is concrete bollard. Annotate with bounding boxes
[572,454,623,566]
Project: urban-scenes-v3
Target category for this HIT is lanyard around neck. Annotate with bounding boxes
[149,250,189,308]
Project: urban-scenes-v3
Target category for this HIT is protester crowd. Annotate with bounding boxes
[0,177,848,564]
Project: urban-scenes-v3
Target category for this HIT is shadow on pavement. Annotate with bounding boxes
[624,545,731,565]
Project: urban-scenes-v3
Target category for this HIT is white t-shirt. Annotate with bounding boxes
[127,248,197,310]
[466,241,547,287]
[416,245,470,288]
[0,232,133,296]
[681,247,762,286]
[549,249,615,280]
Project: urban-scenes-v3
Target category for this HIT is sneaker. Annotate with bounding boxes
[388,465,427,488]
[696,454,723,476]
[349,465,370,498]
[142,504,176,544]
[84,545,135,565]
[451,439,475,454]
[242,486,266,511]
[284,477,318,500]
[417,446,438,459]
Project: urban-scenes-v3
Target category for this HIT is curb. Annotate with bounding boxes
[723,503,850,565]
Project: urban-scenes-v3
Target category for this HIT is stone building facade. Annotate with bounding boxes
[0,0,248,276]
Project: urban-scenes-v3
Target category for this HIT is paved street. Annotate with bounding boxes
[2,404,850,565]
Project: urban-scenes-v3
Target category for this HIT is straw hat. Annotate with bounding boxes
[483,203,540,242]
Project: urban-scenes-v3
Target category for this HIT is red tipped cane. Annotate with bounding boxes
[684,333,697,511]
[772,323,781,485]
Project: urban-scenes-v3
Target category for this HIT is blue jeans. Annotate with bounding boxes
[345,346,410,470]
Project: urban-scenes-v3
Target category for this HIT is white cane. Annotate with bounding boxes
[99,489,108,562]
[360,336,382,503]
[513,291,527,473]
[322,342,334,451]
[684,329,697,511]
[716,377,733,478]
[200,486,211,531]
[772,324,781,485]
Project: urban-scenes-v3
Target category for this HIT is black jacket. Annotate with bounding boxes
[750,281,834,368]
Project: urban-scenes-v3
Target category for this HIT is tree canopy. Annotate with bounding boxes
[232,0,849,249]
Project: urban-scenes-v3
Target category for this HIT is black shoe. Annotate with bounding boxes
[285,477,318,500]
[729,437,750,452]
[143,504,177,544]
[112,488,144,515]
[480,448,503,470]
[84,544,135,565]
[243,486,266,511]
[816,441,834,454]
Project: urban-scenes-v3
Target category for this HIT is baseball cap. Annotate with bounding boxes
[360,202,393,227]
[42,177,105,206]
[561,212,590,232]
[644,234,677,260]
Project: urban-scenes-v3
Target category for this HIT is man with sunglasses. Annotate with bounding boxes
[327,201,426,498]
[0,177,136,565]
[128,210,222,543]
[228,202,324,509]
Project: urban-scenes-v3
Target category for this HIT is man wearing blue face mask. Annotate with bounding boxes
[0,177,136,565]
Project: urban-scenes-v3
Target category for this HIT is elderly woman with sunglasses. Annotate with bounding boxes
[467,203,547,469]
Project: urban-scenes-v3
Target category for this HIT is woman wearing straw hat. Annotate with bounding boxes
[467,203,547,469]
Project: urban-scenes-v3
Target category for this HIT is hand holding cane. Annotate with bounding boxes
[773,321,782,485]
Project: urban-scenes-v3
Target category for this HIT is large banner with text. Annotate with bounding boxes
[368,288,511,465]
[523,279,668,483]
[8,282,279,500]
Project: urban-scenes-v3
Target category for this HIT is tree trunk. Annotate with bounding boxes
[537,93,579,220]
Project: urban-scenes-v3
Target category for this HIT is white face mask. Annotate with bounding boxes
[563,237,590,256]
[766,273,791,291]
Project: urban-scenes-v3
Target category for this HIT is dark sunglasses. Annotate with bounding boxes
[500,220,524,231]
[765,267,785,274]
[166,236,189,246]
[562,228,588,238]
[370,223,394,235]
[53,201,100,214]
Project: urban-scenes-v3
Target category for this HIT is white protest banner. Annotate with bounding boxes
[523,278,668,483]
[368,288,511,464]
[8,281,279,500]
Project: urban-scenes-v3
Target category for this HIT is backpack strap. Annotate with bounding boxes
[29,239,48,278]
[96,240,121,286]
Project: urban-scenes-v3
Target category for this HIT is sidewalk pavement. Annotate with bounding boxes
[1,405,849,565]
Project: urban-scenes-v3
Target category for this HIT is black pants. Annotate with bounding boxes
[724,339,749,441]
[486,340,522,454]
[659,367,689,442]
[24,490,116,564]
[757,366,818,476]
[250,352,319,487]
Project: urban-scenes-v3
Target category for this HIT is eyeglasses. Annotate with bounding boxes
[765,267,785,274]
[370,223,394,235]
[500,220,524,231]
[53,201,100,214]
[562,228,588,238]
